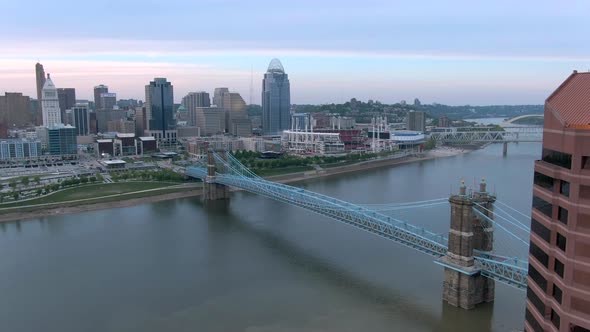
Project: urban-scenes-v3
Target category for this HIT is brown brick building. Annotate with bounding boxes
[0,92,33,128]
[525,71,590,332]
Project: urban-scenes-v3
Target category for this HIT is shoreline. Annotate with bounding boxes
[1,147,474,223]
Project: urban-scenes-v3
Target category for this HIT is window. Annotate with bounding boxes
[529,264,547,290]
[571,325,590,332]
[556,233,567,252]
[552,284,562,304]
[530,242,549,267]
[554,259,564,278]
[531,218,551,243]
[525,308,544,332]
[542,148,572,169]
[582,156,590,170]
[558,207,568,225]
[533,196,552,218]
[551,309,561,329]
[527,287,545,315]
[560,180,570,197]
[534,172,554,191]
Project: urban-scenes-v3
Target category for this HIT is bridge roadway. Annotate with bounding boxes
[185,152,528,290]
[429,126,542,143]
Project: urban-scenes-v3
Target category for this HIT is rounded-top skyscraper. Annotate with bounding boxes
[267,58,285,73]
[262,58,290,135]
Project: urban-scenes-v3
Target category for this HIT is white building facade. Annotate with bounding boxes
[41,74,62,127]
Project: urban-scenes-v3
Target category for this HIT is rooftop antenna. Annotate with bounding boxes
[249,64,253,105]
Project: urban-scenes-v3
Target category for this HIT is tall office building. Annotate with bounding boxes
[96,109,126,133]
[262,58,290,135]
[524,71,590,332]
[35,62,46,125]
[99,93,117,110]
[213,88,229,108]
[93,85,108,110]
[41,74,62,127]
[47,124,77,156]
[182,91,210,117]
[223,92,252,137]
[72,103,89,136]
[134,106,147,137]
[145,78,175,142]
[57,88,76,121]
[406,111,426,132]
[0,92,33,127]
[195,106,225,136]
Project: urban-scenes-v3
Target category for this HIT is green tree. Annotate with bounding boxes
[12,191,19,200]
[423,137,436,150]
[96,173,104,182]
[36,188,42,196]
[9,181,17,189]
[34,176,41,185]
[21,176,29,186]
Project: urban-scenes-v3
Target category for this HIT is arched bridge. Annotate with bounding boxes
[186,150,531,309]
[504,114,544,124]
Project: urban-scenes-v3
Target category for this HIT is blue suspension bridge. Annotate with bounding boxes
[186,150,532,309]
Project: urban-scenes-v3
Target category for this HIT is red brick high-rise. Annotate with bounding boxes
[525,70,590,331]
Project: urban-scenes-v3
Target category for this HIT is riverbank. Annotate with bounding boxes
[269,146,472,185]
[0,185,202,223]
[1,146,472,223]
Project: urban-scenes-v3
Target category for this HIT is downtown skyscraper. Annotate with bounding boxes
[93,84,109,110]
[57,88,76,121]
[35,62,46,125]
[145,78,175,142]
[41,74,62,127]
[262,59,290,135]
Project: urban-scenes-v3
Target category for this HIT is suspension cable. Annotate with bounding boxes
[472,202,530,234]
[495,200,531,220]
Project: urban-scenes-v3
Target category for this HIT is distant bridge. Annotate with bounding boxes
[503,114,544,124]
[429,126,542,143]
[185,150,532,309]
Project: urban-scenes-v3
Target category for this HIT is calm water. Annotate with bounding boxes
[0,143,541,332]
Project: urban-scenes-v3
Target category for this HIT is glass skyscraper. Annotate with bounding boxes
[145,78,175,142]
[262,59,290,135]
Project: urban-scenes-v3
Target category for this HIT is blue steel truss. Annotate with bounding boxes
[186,151,528,290]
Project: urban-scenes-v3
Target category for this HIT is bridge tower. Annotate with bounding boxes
[439,178,496,309]
[203,149,229,201]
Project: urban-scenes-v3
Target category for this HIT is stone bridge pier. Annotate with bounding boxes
[439,178,496,309]
[203,149,229,201]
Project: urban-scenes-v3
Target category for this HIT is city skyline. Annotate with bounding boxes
[1,1,589,105]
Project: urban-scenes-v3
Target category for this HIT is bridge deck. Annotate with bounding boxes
[186,152,528,290]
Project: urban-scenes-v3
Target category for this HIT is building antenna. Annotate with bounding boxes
[249,64,254,105]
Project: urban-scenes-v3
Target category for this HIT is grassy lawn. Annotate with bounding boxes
[254,166,314,176]
[322,160,366,168]
[0,182,179,208]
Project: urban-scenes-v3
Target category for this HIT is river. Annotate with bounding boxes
[0,142,541,332]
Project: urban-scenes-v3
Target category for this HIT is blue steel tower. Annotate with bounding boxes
[262,59,290,135]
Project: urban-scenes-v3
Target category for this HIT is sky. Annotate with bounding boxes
[1,0,589,105]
